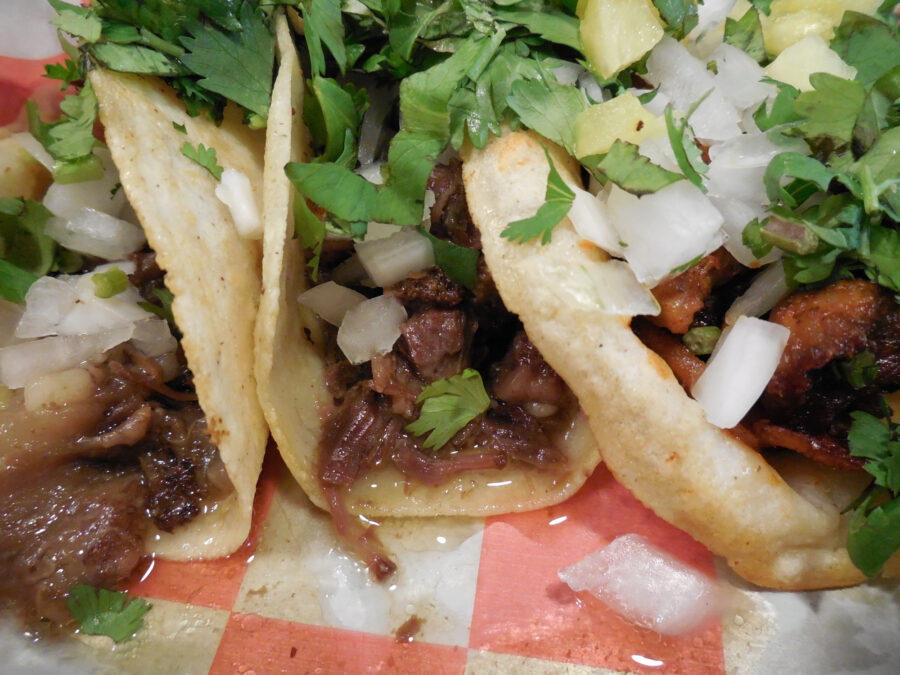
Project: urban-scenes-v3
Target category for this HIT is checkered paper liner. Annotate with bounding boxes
[3,54,899,675]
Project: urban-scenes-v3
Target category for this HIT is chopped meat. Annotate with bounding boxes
[318,386,410,487]
[324,360,370,400]
[473,403,566,468]
[370,351,422,418]
[389,267,465,308]
[128,248,165,302]
[633,320,706,390]
[427,161,481,249]
[764,280,897,409]
[391,443,507,486]
[650,249,744,334]
[399,308,472,383]
[752,421,865,470]
[137,403,229,532]
[490,332,570,411]
[371,307,474,417]
[0,463,147,624]
[323,486,397,580]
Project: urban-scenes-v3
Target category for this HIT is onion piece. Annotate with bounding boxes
[558,533,723,636]
[214,168,261,239]
[130,318,178,358]
[355,229,435,288]
[298,281,367,326]
[364,221,403,242]
[605,182,725,286]
[337,295,407,365]
[0,325,134,389]
[691,315,790,429]
[724,263,789,327]
[45,207,146,259]
[42,148,126,219]
[709,43,776,112]
[708,196,780,267]
[568,186,625,257]
[12,132,54,172]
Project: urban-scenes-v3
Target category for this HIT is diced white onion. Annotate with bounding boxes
[358,85,394,166]
[337,295,407,365]
[356,162,385,185]
[645,37,742,142]
[0,325,134,389]
[578,70,607,104]
[705,132,800,205]
[45,207,146,259]
[43,148,126,219]
[364,221,403,242]
[0,299,24,348]
[605,182,725,286]
[691,0,736,37]
[709,44,776,112]
[422,188,436,227]
[130,318,178,358]
[215,168,261,239]
[708,196,779,267]
[298,281,367,326]
[12,132,54,172]
[637,134,680,173]
[691,315,790,429]
[355,229,435,288]
[568,187,625,257]
[724,263,789,327]
[553,62,584,86]
[558,534,723,636]
[15,276,78,339]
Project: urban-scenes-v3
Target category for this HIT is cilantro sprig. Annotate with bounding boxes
[406,369,491,449]
[66,585,151,643]
[846,410,900,576]
[181,142,224,179]
[501,148,575,245]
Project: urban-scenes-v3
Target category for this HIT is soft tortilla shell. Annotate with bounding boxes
[254,19,601,516]
[91,69,267,560]
[461,129,900,589]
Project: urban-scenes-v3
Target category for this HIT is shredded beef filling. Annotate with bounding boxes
[638,254,900,469]
[0,345,230,622]
[314,163,575,575]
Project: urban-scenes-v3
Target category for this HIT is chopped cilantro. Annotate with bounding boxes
[49,0,102,43]
[0,259,38,304]
[651,0,699,39]
[406,369,491,450]
[172,121,187,134]
[501,148,575,245]
[582,141,684,195]
[418,227,480,290]
[724,8,765,63]
[66,585,151,643]
[846,411,900,576]
[683,325,721,355]
[139,287,178,330]
[181,142,223,179]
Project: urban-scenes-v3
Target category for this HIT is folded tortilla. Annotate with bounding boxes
[254,16,600,517]
[461,129,900,590]
[91,69,267,559]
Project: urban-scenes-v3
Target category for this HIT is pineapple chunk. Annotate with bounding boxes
[574,94,665,158]
[764,34,857,90]
[580,0,665,79]
[761,0,882,56]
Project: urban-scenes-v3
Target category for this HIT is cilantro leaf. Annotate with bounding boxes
[293,195,326,279]
[301,0,348,76]
[651,0,699,39]
[49,0,102,43]
[492,9,582,50]
[724,7,765,63]
[66,585,151,643]
[792,73,866,147]
[847,489,900,577]
[831,12,900,87]
[180,1,275,120]
[44,58,82,89]
[286,161,379,223]
[501,148,574,244]
[140,287,178,330]
[507,70,588,155]
[581,141,683,195]
[0,259,38,304]
[418,227,480,290]
[405,368,491,449]
[91,42,189,76]
[664,104,707,192]
[754,80,801,131]
[764,153,835,206]
[180,142,223,179]
[304,76,365,167]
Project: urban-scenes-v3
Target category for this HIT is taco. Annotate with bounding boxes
[255,15,601,575]
[0,6,272,622]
